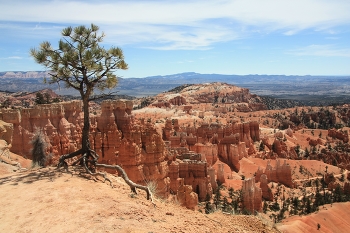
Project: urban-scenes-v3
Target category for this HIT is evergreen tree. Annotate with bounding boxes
[263,201,268,214]
[228,187,235,200]
[222,196,231,212]
[31,24,152,201]
[295,144,300,157]
[305,147,310,157]
[205,201,213,214]
[306,197,312,214]
[205,193,211,202]
[213,186,222,209]
[31,24,127,159]
[35,92,46,104]
[44,92,51,104]
[292,197,299,215]
[259,141,265,151]
[333,184,344,202]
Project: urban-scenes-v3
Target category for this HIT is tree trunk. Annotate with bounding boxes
[57,85,153,203]
[81,95,90,152]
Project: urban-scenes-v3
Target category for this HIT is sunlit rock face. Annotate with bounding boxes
[0,101,83,161]
[176,178,199,210]
[328,128,349,143]
[242,177,262,213]
[0,100,168,183]
[261,159,294,188]
[260,174,273,201]
[0,120,13,146]
[162,119,259,172]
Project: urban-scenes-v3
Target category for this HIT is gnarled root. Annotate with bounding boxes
[95,163,155,205]
[57,148,154,205]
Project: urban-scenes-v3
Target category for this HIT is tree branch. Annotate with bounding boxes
[88,91,120,101]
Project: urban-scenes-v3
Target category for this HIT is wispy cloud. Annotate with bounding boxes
[1,0,350,50]
[326,36,340,40]
[0,56,23,60]
[8,56,22,59]
[177,60,194,64]
[288,44,350,57]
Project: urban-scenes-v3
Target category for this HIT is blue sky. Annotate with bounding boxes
[0,0,350,78]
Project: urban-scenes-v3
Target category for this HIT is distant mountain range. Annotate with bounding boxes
[1,71,350,105]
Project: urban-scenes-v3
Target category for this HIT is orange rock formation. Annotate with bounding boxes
[242,177,262,213]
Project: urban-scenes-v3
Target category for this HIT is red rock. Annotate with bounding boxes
[177,159,212,201]
[308,138,319,147]
[216,163,225,184]
[328,128,349,143]
[285,127,293,137]
[169,96,187,106]
[249,121,260,141]
[0,120,13,146]
[177,179,198,210]
[264,159,293,188]
[208,167,217,191]
[260,174,273,201]
[242,177,262,213]
[193,143,218,166]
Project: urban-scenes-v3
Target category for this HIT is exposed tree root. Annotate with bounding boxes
[57,147,155,205]
[80,156,112,186]
[95,163,154,203]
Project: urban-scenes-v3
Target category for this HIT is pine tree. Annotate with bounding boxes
[259,141,265,151]
[30,24,152,201]
[263,201,268,214]
[222,196,230,212]
[305,148,310,157]
[35,92,46,104]
[306,197,312,214]
[214,186,222,209]
[292,197,299,215]
[228,187,234,199]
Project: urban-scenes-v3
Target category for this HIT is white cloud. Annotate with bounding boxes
[1,0,350,50]
[0,56,23,60]
[326,36,340,40]
[8,56,22,59]
[288,44,350,57]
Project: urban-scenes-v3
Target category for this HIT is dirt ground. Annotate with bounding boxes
[0,164,279,233]
[277,202,350,233]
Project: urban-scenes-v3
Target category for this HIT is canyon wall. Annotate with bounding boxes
[0,100,168,184]
[0,99,264,209]
[163,119,259,172]
[0,100,205,209]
